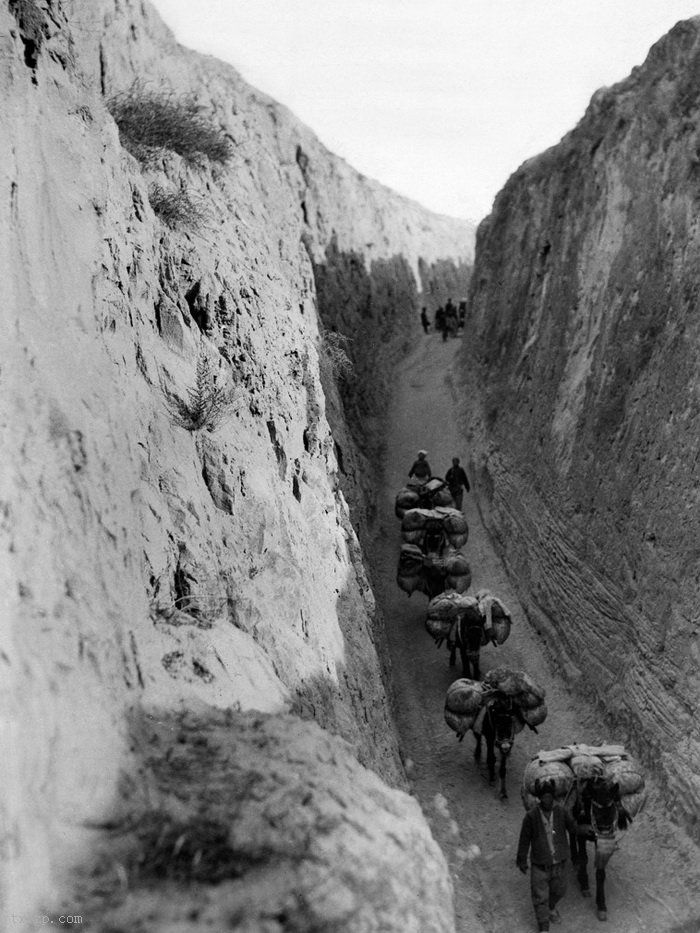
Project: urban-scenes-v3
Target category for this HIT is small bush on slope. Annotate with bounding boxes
[107,83,232,166]
[148,184,208,231]
[165,353,242,433]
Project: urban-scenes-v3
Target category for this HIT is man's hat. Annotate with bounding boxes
[418,450,427,456]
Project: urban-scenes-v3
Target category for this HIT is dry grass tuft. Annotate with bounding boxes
[164,354,242,432]
[318,330,353,383]
[148,184,208,231]
[107,83,232,166]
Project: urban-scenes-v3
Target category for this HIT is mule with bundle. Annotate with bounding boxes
[522,744,646,922]
[444,669,547,799]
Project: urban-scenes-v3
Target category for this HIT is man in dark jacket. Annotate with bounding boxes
[516,779,591,931]
[408,450,431,482]
[445,457,470,510]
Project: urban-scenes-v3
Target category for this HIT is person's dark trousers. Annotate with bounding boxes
[450,488,463,510]
[531,862,566,929]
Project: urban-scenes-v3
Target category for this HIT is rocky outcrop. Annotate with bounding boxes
[1,0,473,925]
[462,17,700,838]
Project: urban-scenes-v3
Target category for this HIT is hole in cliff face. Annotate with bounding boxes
[334,441,346,475]
[292,475,301,502]
[184,281,211,334]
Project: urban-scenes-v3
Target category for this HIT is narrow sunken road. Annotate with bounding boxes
[371,332,700,933]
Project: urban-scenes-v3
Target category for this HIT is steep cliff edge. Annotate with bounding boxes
[463,17,700,839]
[1,0,472,925]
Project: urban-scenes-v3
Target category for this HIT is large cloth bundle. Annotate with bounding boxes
[604,755,646,817]
[394,486,421,518]
[442,550,472,593]
[442,509,469,548]
[444,678,486,739]
[482,667,545,709]
[425,592,478,643]
[476,589,512,645]
[396,543,426,595]
[521,757,575,811]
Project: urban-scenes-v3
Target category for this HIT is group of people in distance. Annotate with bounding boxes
[408,450,470,509]
[420,297,466,341]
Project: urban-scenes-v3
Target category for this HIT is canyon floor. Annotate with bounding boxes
[372,332,700,933]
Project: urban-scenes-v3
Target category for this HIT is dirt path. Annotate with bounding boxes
[372,334,700,933]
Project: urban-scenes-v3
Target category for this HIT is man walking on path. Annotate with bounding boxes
[420,307,431,333]
[445,457,470,510]
[408,450,431,483]
[516,780,591,932]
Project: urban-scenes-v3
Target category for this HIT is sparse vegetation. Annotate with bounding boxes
[148,184,208,231]
[107,83,232,166]
[165,353,241,432]
[317,329,354,383]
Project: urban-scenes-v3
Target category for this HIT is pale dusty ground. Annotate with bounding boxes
[372,333,700,933]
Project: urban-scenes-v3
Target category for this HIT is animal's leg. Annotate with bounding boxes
[473,734,482,761]
[574,839,590,896]
[449,645,456,667]
[498,750,508,799]
[595,867,607,921]
[460,645,469,677]
[486,735,496,785]
[473,654,480,681]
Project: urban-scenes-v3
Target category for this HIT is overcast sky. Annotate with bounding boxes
[151,1,700,222]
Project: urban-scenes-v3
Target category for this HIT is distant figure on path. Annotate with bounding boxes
[445,457,470,510]
[408,450,432,483]
[435,306,446,340]
[444,298,458,338]
[458,299,467,331]
[420,306,431,333]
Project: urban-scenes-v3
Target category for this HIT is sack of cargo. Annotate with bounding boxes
[522,757,574,810]
[603,756,645,797]
[443,550,471,592]
[476,590,512,645]
[397,573,424,596]
[537,747,573,763]
[442,509,469,548]
[483,668,545,706]
[425,616,452,643]
[490,616,511,645]
[445,678,485,716]
[569,742,627,759]
[427,590,475,620]
[431,486,454,508]
[401,508,432,535]
[395,487,420,518]
[444,708,476,740]
[520,703,547,728]
[398,543,424,577]
[569,754,604,781]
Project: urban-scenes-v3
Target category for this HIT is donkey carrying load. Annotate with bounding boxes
[521,743,646,921]
[425,589,511,679]
[394,476,453,518]
[397,507,470,599]
[444,668,547,798]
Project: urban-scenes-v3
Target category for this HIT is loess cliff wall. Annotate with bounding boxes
[0,0,473,927]
[462,17,700,839]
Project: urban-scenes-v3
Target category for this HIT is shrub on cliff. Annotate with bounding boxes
[148,184,208,231]
[165,354,241,432]
[318,330,353,383]
[107,83,232,165]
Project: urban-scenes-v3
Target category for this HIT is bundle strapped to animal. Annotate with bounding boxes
[444,678,487,739]
[475,589,512,645]
[394,478,453,518]
[400,507,468,551]
[425,592,479,643]
[520,743,647,817]
[481,666,547,733]
[396,543,426,595]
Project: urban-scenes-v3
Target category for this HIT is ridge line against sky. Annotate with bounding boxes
[151,1,700,222]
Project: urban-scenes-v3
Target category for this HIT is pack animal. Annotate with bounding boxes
[570,776,632,921]
[473,694,532,799]
[447,605,488,679]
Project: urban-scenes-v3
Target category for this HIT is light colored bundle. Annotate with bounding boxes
[395,487,420,518]
[427,590,475,620]
[521,757,575,807]
[483,668,546,706]
[445,678,485,715]
[620,788,647,818]
[570,754,604,780]
[604,756,645,796]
